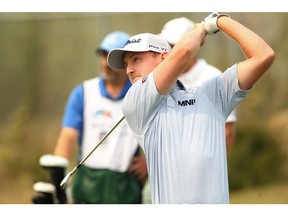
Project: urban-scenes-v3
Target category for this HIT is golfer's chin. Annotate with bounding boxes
[131,77,141,84]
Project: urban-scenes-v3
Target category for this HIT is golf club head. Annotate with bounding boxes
[32,182,58,204]
[60,172,72,189]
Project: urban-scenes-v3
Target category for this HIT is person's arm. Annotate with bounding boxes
[216,15,275,90]
[54,128,79,159]
[225,122,235,153]
[128,155,148,182]
[153,24,207,95]
[53,84,84,159]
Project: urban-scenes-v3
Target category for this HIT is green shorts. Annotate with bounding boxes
[72,165,143,204]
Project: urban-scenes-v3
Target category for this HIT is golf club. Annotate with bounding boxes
[60,115,125,189]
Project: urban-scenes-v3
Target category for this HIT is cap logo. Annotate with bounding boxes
[149,44,168,52]
[125,38,142,46]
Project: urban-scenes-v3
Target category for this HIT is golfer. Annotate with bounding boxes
[107,13,275,204]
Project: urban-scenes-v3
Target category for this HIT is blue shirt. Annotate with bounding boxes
[62,77,131,145]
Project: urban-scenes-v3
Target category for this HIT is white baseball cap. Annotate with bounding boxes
[107,33,171,70]
[159,17,194,45]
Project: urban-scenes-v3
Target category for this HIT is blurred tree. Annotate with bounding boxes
[228,125,285,191]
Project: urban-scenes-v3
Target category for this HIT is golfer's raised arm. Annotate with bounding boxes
[153,24,207,95]
[217,16,275,90]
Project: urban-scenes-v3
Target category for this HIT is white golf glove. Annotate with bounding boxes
[201,12,229,35]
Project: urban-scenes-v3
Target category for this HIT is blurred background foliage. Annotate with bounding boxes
[0,12,288,203]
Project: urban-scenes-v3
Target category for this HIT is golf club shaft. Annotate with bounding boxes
[60,116,125,188]
[77,115,125,167]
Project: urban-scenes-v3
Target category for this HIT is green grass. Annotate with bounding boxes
[2,178,288,204]
[230,182,288,204]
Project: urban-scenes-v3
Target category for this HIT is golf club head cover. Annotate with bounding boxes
[201,12,230,35]
[39,154,69,204]
[32,182,58,204]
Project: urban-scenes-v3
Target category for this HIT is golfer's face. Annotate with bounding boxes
[124,51,161,84]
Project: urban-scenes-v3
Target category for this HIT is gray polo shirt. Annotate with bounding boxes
[122,64,249,204]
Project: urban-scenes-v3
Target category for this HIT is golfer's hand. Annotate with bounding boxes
[128,155,148,182]
[201,12,229,35]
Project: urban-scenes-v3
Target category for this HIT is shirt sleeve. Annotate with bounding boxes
[200,64,250,121]
[122,73,167,136]
[62,84,84,131]
[220,64,251,119]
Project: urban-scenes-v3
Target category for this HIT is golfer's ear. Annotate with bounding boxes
[160,52,169,62]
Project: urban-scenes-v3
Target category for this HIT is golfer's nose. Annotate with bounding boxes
[126,65,135,75]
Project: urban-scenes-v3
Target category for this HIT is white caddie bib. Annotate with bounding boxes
[81,78,138,172]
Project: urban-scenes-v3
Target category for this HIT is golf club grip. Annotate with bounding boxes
[78,116,125,165]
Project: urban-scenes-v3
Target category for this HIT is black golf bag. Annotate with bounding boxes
[32,154,70,204]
